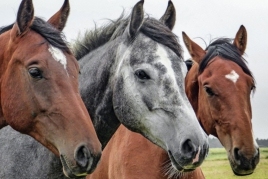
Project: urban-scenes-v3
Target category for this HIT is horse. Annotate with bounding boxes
[0,0,102,178]
[77,0,209,172]
[182,26,259,175]
[86,2,205,179]
[86,25,260,179]
[0,0,209,178]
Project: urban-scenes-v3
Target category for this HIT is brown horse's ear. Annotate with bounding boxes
[15,0,34,36]
[160,0,176,30]
[182,31,206,65]
[128,0,144,39]
[233,25,247,55]
[47,0,70,31]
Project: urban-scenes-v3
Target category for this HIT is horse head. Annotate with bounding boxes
[183,26,259,175]
[0,0,101,177]
[112,0,209,172]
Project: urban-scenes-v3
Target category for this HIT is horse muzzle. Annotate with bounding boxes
[229,147,260,176]
[60,145,101,178]
[168,139,209,172]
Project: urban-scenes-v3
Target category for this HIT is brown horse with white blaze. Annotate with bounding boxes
[0,0,101,178]
[183,26,259,175]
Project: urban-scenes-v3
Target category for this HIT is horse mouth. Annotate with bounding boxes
[229,159,253,176]
[60,155,87,178]
[228,154,258,176]
[167,151,195,173]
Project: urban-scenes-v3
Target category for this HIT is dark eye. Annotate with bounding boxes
[185,59,193,71]
[29,68,43,79]
[251,85,255,91]
[204,86,215,96]
[135,69,150,80]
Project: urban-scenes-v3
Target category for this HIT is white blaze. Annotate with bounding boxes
[225,70,239,83]
[48,45,67,70]
[155,44,177,87]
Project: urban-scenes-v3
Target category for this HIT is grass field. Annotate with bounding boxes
[201,148,268,179]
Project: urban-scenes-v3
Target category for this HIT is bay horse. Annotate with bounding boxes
[0,0,208,178]
[183,26,259,175]
[89,25,260,179]
[0,0,102,178]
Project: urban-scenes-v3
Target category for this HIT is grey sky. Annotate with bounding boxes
[0,0,267,138]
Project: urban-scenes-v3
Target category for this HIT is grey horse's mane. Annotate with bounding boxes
[72,13,183,60]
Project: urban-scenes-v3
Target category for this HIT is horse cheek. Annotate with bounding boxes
[1,68,35,133]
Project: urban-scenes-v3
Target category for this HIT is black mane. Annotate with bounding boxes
[72,13,183,60]
[0,17,70,53]
[199,38,255,89]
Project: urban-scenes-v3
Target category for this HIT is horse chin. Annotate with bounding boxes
[232,168,253,176]
[60,155,87,179]
[167,151,195,173]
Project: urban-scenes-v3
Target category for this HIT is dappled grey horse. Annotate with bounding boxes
[0,0,209,178]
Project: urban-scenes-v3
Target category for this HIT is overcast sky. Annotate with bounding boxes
[0,0,267,139]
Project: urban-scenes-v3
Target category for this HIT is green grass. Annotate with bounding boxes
[201,148,268,179]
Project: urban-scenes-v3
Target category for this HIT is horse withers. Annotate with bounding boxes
[0,0,101,177]
[183,26,259,175]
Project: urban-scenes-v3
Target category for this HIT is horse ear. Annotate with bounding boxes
[160,0,176,30]
[15,0,34,35]
[128,0,144,39]
[47,0,70,31]
[233,25,247,55]
[182,31,206,65]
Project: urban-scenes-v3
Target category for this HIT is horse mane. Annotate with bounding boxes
[0,17,70,54]
[72,13,183,60]
[199,38,256,90]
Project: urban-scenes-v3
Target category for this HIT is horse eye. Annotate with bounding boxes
[29,68,43,79]
[204,86,215,96]
[135,70,150,80]
[185,59,193,71]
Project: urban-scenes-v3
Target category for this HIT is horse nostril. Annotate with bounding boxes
[75,145,90,168]
[182,139,195,155]
[234,147,240,161]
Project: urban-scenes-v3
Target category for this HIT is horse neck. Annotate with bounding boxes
[79,39,121,149]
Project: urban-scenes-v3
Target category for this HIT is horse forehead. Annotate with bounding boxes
[130,34,184,79]
[154,44,185,79]
[225,70,239,83]
[206,58,243,82]
[131,36,157,59]
[48,45,67,70]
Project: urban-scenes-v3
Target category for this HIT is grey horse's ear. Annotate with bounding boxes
[48,0,70,31]
[160,0,176,30]
[128,0,144,39]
